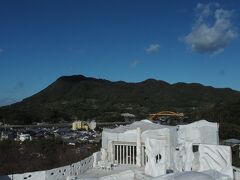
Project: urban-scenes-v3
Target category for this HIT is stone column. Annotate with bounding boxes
[130,146,132,164]
[120,145,122,164]
[136,127,142,167]
[108,140,113,163]
[116,145,119,164]
[126,146,128,164]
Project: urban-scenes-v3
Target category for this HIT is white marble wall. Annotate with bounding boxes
[0,151,101,180]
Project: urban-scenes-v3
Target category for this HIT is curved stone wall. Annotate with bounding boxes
[0,151,101,180]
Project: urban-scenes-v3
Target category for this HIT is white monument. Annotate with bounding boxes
[99,119,233,179]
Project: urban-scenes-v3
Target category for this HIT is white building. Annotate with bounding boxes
[120,113,136,122]
[88,120,97,131]
[19,133,32,141]
[89,119,234,179]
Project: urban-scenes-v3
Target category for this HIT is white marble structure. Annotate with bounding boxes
[0,152,101,180]
[99,119,234,179]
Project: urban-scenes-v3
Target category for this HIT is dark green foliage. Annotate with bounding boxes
[1,75,240,139]
[0,139,100,175]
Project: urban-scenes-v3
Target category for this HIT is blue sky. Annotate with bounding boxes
[0,0,239,106]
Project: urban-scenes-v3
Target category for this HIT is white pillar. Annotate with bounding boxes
[136,128,141,167]
[122,145,124,164]
[119,145,121,164]
[93,152,99,168]
[123,145,126,164]
[126,146,129,164]
[130,146,132,164]
[120,145,122,164]
[116,145,119,164]
[108,140,113,163]
[133,145,135,164]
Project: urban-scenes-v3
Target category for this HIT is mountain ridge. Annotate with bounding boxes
[0,74,240,127]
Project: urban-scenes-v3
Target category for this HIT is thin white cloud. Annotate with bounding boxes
[145,44,160,54]
[130,59,140,68]
[184,3,238,54]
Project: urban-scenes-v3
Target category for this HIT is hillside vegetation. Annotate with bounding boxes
[1,75,240,139]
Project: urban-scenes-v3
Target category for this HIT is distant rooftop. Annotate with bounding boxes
[223,138,240,144]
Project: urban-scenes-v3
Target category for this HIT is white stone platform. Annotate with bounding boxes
[70,165,143,180]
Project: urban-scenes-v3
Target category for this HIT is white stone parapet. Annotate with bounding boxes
[0,151,101,180]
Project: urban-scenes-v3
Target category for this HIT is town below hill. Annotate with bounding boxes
[0,75,240,139]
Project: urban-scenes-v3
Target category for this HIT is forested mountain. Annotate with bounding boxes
[1,74,240,138]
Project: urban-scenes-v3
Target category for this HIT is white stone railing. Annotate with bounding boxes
[0,151,101,180]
